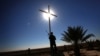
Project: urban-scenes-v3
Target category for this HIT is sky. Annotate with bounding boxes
[0,0,100,52]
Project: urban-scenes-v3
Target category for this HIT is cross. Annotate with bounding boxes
[39,5,57,35]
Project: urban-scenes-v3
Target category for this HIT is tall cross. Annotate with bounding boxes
[40,5,57,35]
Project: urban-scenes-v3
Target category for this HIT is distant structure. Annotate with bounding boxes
[28,48,31,56]
[40,5,57,56]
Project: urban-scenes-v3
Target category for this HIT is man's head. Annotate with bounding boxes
[50,32,53,35]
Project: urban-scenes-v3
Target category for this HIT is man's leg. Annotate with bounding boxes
[50,42,54,56]
[54,42,57,53]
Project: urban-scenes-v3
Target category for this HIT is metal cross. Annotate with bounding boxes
[40,5,57,35]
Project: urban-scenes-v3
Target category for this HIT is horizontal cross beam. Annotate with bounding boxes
[39,9,57,17]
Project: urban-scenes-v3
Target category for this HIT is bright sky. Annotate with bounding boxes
[0,0,100,52]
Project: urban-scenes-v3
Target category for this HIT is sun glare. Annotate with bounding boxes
[42,9,55,21]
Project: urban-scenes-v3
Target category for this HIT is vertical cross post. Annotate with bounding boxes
[48,5,51,35]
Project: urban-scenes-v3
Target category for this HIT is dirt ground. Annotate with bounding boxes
[63,49,100,56]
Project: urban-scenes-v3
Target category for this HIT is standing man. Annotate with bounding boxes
[49,32,57,54]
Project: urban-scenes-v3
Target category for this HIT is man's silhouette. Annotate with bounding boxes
[49,32,57,53]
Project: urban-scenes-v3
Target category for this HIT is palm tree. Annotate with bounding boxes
[61,26,95,56]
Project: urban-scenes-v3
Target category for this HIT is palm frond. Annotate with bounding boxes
[82,34,95,42]
[61,33,71,42]
[61,26,95,44]
[81,29,87,38]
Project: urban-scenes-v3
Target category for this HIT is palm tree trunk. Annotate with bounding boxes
[74,41,80,56]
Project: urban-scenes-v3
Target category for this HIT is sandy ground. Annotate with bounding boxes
[63,49,100,56]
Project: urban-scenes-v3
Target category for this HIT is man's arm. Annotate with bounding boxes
[54,36,56,40]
